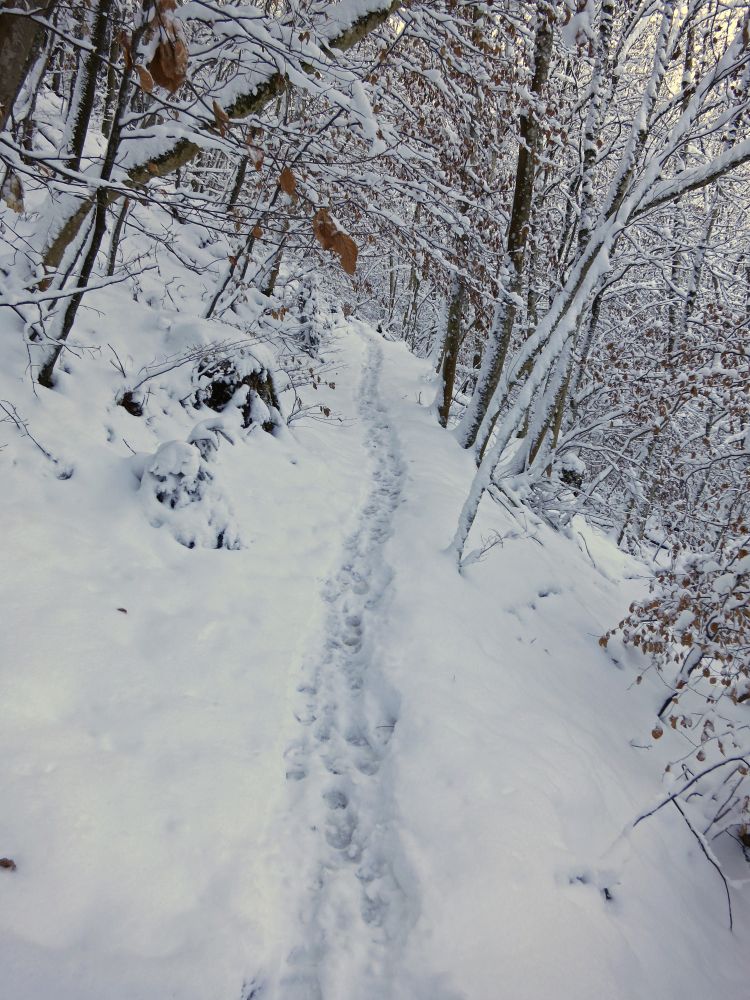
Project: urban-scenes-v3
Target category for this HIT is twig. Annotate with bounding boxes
[460,530,506,570]
[634,756,750,827]
[107,343,127,377]
[671,799,733,932]
[0,399,57,464]
[576,530,597,569]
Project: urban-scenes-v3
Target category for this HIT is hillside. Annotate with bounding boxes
[2,304,747,999]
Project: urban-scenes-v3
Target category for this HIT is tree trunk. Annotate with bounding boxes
[437,273,465,427]
[106,197,130,276]
[0,0,58,131]
[67,0,111,171]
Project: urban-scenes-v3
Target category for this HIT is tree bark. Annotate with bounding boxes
[0,0,58,131]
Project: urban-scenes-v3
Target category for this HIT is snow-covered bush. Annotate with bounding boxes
[559,452,586,492]
[292,274,325,355]
[136,440,240,550]
[602,536,750,850]
[192,346,282,434]
[602,538,749,697]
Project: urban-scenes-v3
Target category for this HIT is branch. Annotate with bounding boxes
[671,799,733,932]
[633,756,750,827]
[638,136,750,217]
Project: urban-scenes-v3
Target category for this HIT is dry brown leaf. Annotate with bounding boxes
[248,146,264,170]
[252,224,263,239]
[312,208,337,252]
[1,172,24,213]
[212,100,230,136]
[119,30,133,71]
[149,36,188,93]
[147,6,188,93]
[279,166,296,196]
[312,208,358,276]
[136,64,154,93]
[332,232,358,275]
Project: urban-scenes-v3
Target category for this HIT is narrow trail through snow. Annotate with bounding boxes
[277,332,415,1000]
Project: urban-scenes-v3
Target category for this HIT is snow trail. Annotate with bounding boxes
[277,331,415,1000]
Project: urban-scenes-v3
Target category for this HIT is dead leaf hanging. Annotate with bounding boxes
[1,171,24,213]
[332,232,358,276]
[212,100,230,137]
[279,167,296,197]
[119,30,133,71]
[146,0,189,93]
[136,65,154,93]
[312,208,358,276]
[247,145,264,170]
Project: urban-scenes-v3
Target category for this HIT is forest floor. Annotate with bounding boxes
[1,313,749,1000]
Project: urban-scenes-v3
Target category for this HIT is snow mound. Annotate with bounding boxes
[137,439,240,550]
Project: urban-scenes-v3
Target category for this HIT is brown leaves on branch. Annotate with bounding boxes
[312,208,358,276]
[120,0,188,93]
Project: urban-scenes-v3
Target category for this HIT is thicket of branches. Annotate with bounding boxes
[1,0,749,881]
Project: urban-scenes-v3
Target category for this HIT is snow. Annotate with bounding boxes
[1,304,749,999]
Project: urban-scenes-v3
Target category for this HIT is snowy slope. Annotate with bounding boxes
[1,314,748,1000]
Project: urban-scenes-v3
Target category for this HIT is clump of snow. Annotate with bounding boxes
[136,438,241,550]
[560,0,595,51]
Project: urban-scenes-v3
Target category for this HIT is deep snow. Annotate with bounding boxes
[1,310,749,999]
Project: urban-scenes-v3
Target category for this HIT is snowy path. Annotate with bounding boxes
[4,316,750,1000]
[276,332,415,999]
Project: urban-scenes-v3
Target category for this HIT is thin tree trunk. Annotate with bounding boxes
[529,0,673,466]
[437,273,465,427]
[70,0,110,161]
[106,197,130,276]
[228,155,249,209]
[403,203,422,348]
[527,0,615,462]
[101,12,120,137]
[67,0,111,170]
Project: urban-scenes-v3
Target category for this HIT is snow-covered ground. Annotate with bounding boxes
[1,306,748,999]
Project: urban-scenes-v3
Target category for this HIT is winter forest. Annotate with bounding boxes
[1,0,749,997]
